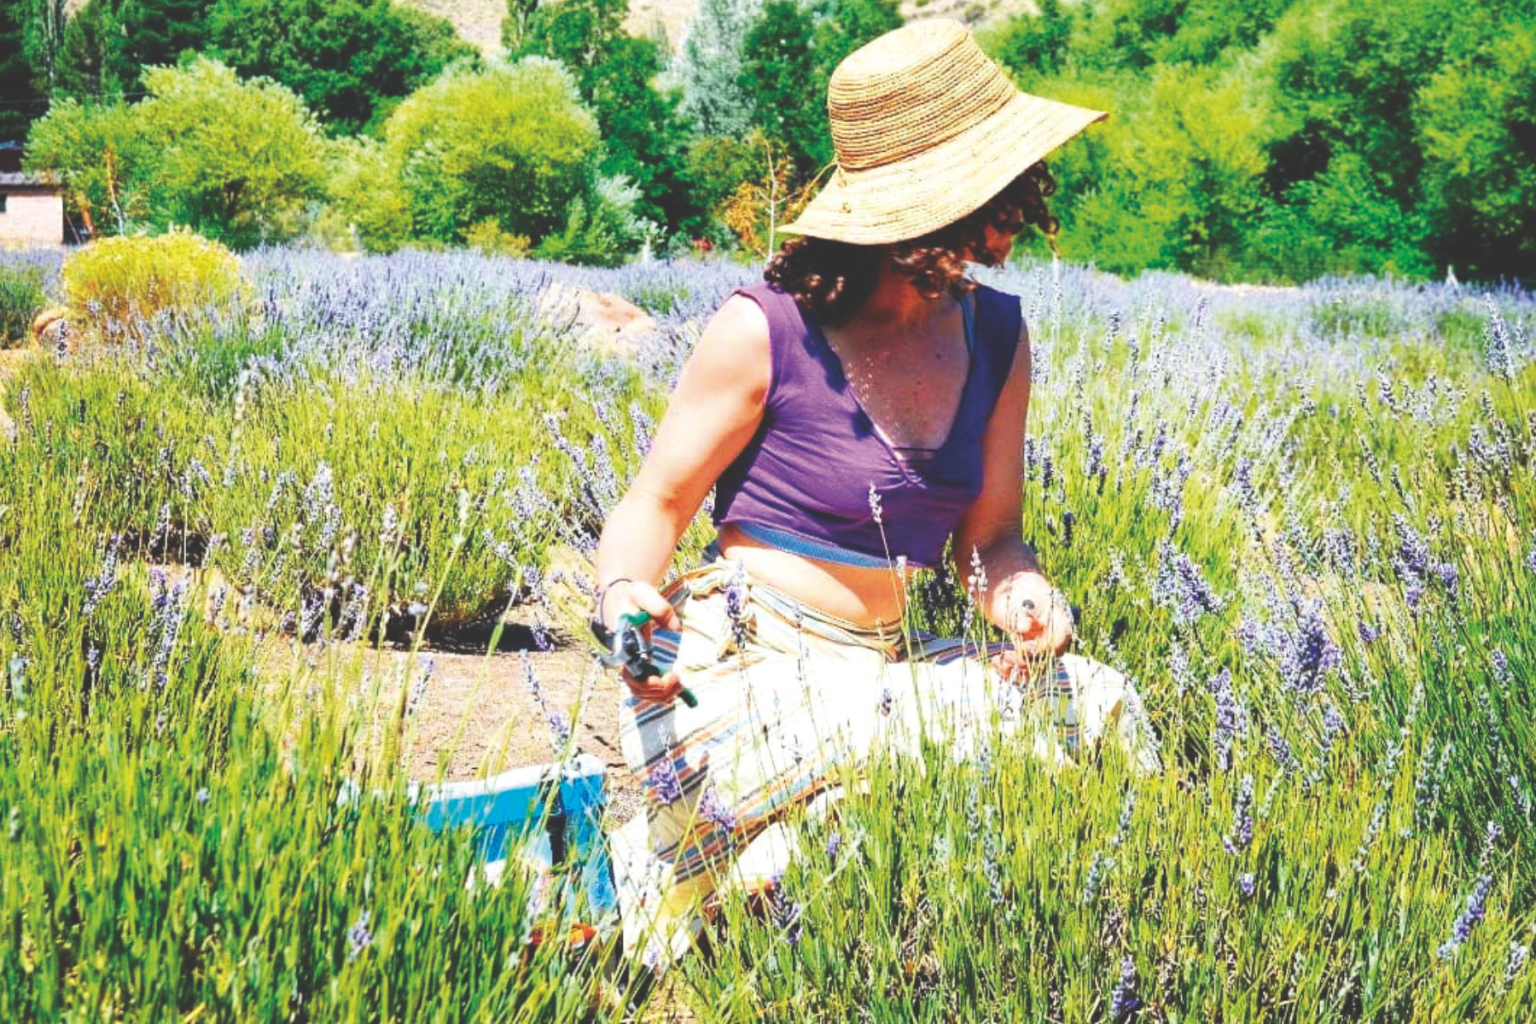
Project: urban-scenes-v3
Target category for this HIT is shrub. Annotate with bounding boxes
[379,57,600,248]
[465,218,531,258]
[0,262,47,347]
[61,231,250,339]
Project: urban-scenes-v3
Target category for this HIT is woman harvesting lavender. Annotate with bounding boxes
[592,20,1159,961]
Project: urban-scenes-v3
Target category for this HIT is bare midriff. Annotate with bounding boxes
[716,521,910,629]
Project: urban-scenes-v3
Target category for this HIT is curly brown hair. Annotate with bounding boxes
[764,162,1059,326]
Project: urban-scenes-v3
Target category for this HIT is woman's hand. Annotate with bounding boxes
[599,579,685,704]
[1004,572,1074,658]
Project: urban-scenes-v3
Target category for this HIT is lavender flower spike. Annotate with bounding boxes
[1224,774,1254,855]
[347,910,374,962]
[1437,875,1493,960]
[647,756,684,806]
[699,787,737,833]
[1110,955,1141,1020]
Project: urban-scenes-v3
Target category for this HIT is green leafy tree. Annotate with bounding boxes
[1416,22,1536,278]
[117,0,215,70]
[510,0,701,234]
[31,57,330,245]
[741,1,824,175]
[673,0,759,137]
[138,58,331,245]
[1069,65,1272,276]
[0,0,47,139]
[504,0,627,79]
[23,0,71,95]
[374,57,602,247]
[815,0,901,70]
[206,0,477,134]
[24,99,154,233]
[992,0,1077,81]
[53,0,129,103]
[584,35,696,231]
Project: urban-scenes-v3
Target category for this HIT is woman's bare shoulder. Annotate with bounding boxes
[681,291,773,402]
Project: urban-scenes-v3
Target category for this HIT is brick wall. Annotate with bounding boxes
[0,191,64,247]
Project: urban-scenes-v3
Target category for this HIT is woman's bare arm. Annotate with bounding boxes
[592,294,771,632]
[952,319,1071,655]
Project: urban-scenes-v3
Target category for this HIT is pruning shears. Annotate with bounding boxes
[593,610,698,708]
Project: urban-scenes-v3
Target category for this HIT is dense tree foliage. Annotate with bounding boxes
[988,0,1536,281]
[6,0,1534,278]
[0,1,48,139]
[204,0,475,134]
[339,56,644,263]
[507,0,698,234]
[28,58,330,245]
[672,0,758,139]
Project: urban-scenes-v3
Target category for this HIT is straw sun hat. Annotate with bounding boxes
[780,19,1106,246]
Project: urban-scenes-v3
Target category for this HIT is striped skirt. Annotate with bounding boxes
[610,559,1160,968]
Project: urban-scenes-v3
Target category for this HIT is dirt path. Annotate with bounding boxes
[254,618,650,826]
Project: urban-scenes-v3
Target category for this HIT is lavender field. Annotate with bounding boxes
[0,248,1532,1021]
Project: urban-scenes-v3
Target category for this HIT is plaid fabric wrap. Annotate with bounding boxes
[613,560,1160,965]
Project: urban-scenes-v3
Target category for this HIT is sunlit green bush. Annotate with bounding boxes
[61,230,251,340]
[0,262,46,347]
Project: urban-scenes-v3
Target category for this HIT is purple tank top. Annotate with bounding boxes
[713,281,1023,569]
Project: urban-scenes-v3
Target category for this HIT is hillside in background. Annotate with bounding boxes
[406,0,1035,53]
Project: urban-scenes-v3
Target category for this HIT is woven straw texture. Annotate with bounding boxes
[781,20,1106,246]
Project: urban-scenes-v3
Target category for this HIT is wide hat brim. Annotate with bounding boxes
[781,22,1106,246]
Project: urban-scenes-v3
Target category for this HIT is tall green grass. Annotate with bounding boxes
[0,248,1530,1020]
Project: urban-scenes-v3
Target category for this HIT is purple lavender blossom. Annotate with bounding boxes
[1490,650,1512,690]
[406,655,435,717]
[1224,774,1254,855]
[82,537,121,618]
[1110,955,1141,1020]
[1208,668,1248,772]
[768,876,804,946]
[699,788,737,833]
[1319,704,1347,759]
[725,562,750,649]
[1484,300,1516,382]
[1391,515,1431,585]
[1236,618,1272,658]
[1321,527,1355,572]
[824,832,842,862]
[1437,875,1493,960]
[1231,459,1261,518]
[347,910,373,962]
[878,686,894,716]
[1238,873,1256,898]
[547,711,572,750]
[1278,598,1342,696]
[150,577,186,691]
[1086,433,1107,484]
[1508,942,1531,984]
[1083,852,1114,903]
[1267,728,1300,777]
[1153,540,1225,626]
[519,652,568,751]
[1357,619,1381,645]
[1480,821,1503,869]
[647,756,683,806]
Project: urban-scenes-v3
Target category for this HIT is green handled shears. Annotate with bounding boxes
[594,610,698,708]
